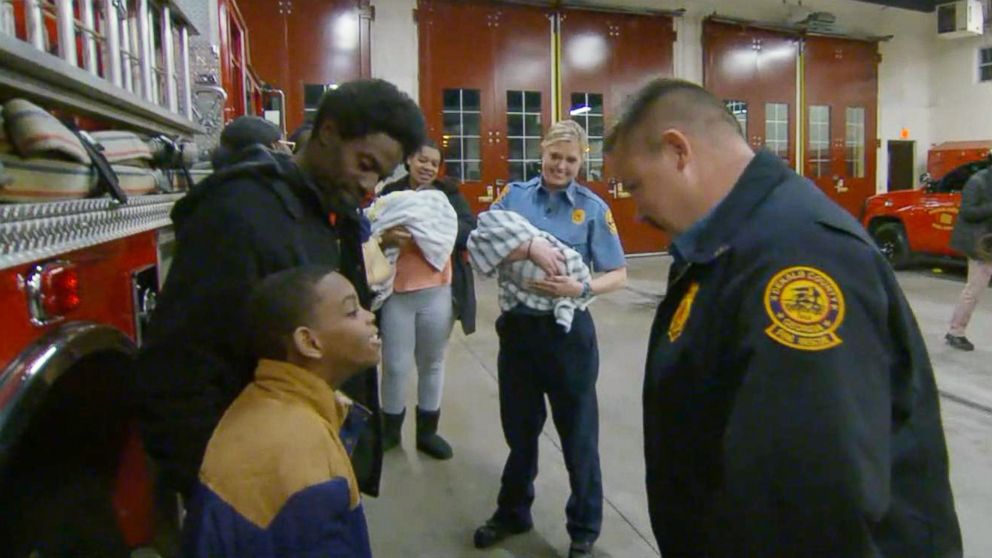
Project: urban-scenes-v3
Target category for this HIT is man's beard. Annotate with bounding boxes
[318,179,362,212]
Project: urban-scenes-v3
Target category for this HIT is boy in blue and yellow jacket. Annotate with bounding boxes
[181,267,382,557]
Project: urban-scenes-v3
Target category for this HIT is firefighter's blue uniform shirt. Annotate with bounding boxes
[493,176,626,272]
[644,150,962,557]
[181,359,373,558]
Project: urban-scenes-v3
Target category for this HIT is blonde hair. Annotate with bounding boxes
[541,119,589,157]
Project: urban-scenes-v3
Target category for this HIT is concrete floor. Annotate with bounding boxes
[364,256,992,558]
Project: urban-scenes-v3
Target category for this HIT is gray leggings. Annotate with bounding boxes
[380,285,454,414]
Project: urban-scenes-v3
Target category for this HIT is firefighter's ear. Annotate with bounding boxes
[292,326,323,359]
[660,129,692,172]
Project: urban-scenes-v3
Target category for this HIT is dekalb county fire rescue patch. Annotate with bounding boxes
[493,185,510,205]
[763,266,845,351]
[668,282,699,342]
[605,210,618,235]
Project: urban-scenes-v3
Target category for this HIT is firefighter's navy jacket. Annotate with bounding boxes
[644,150,962,557]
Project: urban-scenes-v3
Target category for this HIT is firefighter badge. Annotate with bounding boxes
[572,208,586,224]
[763,266,845,351]
[668,282,699,342]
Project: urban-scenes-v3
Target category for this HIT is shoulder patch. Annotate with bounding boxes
[668,282,699,342]
[763,266,844,351]
[605,209,618,235]
[493,185,511,205]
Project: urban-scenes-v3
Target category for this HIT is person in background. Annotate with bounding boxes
[210,115,289,169]
[182,267,379,557]
[946,164,992,351]
[470,120,627,558]
[136,79,425,501]
[376,140,477,460]
[605,77,961,557]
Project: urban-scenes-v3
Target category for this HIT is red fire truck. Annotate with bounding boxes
[862,141,992,268]
[0,0,270,554]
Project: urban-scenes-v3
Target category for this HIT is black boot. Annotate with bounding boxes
[416,407,453,460]
[382,409,405,452]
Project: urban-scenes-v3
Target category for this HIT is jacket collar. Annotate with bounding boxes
[683,150,790,264]
[285,162,363,226]
[252,359,370,453]
[537,176,577,205]
[213,146,360,226]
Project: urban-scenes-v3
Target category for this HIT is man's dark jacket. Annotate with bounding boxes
[380,176,477,334]
[136,146,382,498]
[950,167,992,260]
[644,150,962,557]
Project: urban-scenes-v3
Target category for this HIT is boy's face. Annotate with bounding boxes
[302,273,381,380]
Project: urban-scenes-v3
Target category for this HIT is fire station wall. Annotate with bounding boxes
[929,23,992,145]
[372,0,420,103]
[370,0,936,194]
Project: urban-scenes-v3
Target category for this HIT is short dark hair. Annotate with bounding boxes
[247,266,335,361]
[314,79,426,158]
[604,78,743,154]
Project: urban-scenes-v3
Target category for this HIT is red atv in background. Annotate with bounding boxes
[862,143,992,269]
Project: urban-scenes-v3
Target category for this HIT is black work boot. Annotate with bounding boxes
[382,409,405,451]
[415,406,453,460]
[473,516,533,549]
[569,540,595,557]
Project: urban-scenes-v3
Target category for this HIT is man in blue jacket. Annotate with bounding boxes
[605,78,962,557]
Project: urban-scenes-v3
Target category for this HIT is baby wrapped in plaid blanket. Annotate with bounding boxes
[468,209,594,332]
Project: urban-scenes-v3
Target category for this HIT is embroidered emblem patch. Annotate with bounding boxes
[763,266,845,351]
[572,208,586,224]
[605,209,618,235]
[668,282,699,342]
[493,185,510,205]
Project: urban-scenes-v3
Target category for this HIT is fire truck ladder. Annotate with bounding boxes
[0,0,202,137]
